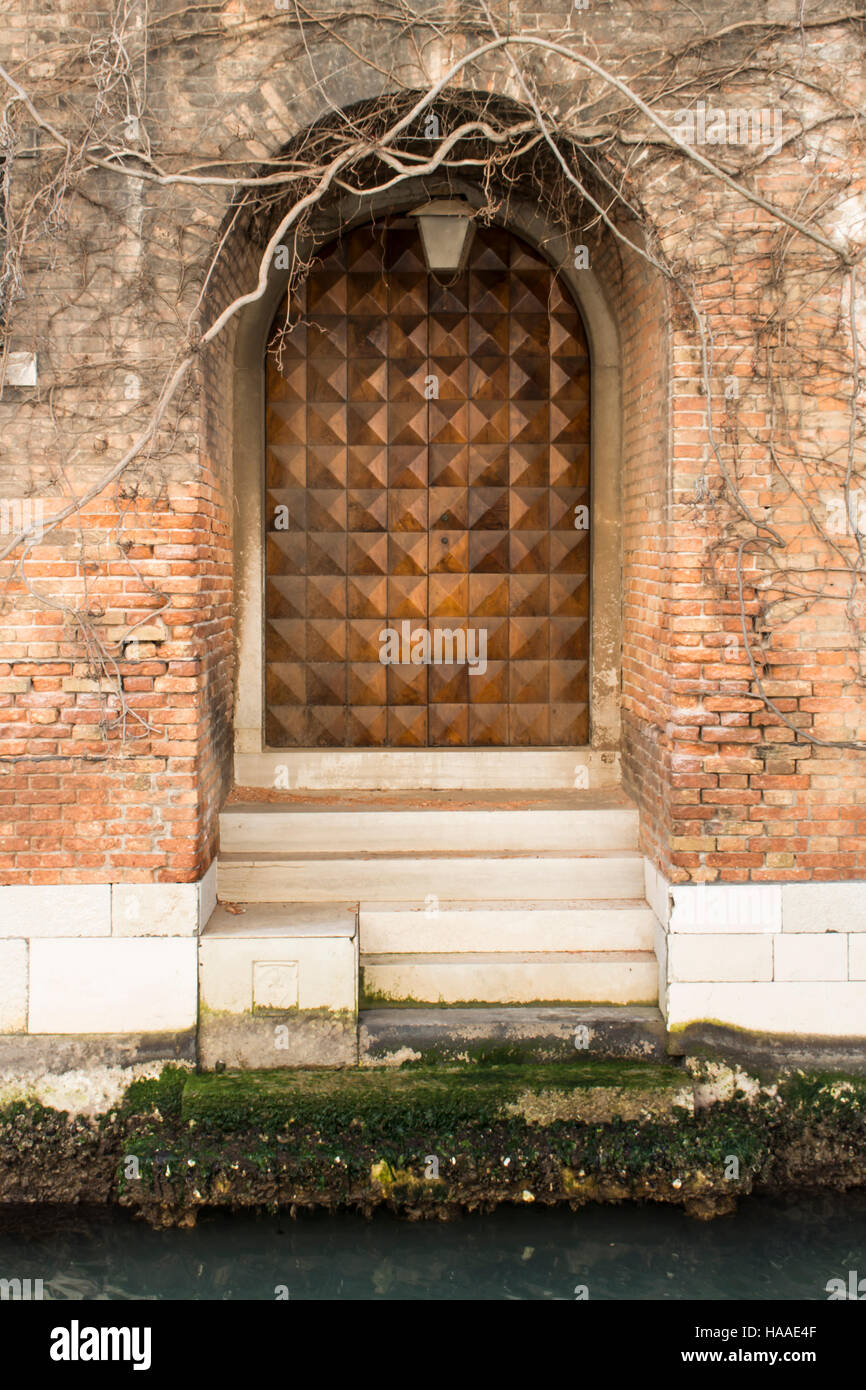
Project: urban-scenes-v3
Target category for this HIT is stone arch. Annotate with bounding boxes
[213,99,669,805]
[232,188,624,749]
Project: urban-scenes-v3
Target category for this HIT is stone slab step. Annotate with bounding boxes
[217,852,646,903]
[202,902,357,938]
[360,950,658,1006]
[219,792,638,855]
[359,900,654,953]
[359,1004,668,1064]
[234,748,621,792]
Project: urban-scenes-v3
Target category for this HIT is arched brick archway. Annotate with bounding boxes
[262,215,591,749]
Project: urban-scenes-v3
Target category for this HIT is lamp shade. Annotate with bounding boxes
[410,200,476,276]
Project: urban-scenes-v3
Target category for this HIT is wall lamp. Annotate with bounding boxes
[409,200,476,279]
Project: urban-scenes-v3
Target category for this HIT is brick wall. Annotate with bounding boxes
[0,0,863,897]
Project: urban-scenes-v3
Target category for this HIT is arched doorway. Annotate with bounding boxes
[263,215,591,749]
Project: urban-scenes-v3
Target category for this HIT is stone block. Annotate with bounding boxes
[781,883,866,933]
[644,860,670,925]
[669,932,773,982]
[197,907,357,1068]
[199,932,355,1014]
[653,915,669,1015]
[668,981,866,1037]
[28,938,197,1033]
[0,884,110,937]
[774,932,847,981]
[0,940,27,1032]
[669,882,781,934]
[112,882,199,936]
[198,859,217,927]
[849,936,866,980]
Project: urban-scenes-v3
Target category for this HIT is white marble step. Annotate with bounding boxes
[359,899,654,953]
[217,851,646,904]
[360,951,659,1006]
[220,791,638,855]
[234,748,620,791]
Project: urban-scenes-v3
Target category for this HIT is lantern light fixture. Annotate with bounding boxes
[409,199,476,278]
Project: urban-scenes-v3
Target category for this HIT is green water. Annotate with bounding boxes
[1,1193,864,1300]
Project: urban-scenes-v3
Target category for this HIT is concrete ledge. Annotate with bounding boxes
[202,902,356,939]
[359,1005,667,1065]
[0,1031,196,1078]
[233,748,622,791]
[0,867,217,944]
[667,1021,866,1075]
[198,1011,357,1070]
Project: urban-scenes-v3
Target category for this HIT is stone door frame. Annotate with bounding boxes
[232,181,623,784]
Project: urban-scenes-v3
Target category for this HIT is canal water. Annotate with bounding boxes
[1,1192,864,1300]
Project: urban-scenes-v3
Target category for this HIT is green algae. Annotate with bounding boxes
[180,1060,688,1133]
[1,1059,865,1226]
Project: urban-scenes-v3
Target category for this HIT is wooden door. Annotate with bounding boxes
[264,219,590,747]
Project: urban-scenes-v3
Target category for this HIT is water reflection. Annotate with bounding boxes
[0,1194,864,1300]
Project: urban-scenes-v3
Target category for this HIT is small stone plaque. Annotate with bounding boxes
[253,961,298,1011]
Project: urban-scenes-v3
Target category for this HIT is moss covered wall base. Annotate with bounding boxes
[2,1061,866,1229]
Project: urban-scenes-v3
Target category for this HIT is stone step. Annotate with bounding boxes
[202,902,357,938]
[358,1004,668,1065]
[360,950,658,1006]
[220,791,639,855]
[234,748,621,792]
[359,899,655,953]
[198,902,358,1069]
[217,851,646,904]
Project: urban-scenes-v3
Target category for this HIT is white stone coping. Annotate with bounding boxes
[650,873,866,935]
[0,861,217,938]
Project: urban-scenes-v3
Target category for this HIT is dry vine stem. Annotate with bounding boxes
[0,0,864,762]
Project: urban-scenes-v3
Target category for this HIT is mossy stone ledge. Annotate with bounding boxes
[1,1060,865,1228]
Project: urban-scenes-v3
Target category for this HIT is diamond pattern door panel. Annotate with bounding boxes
[265,220,590,747]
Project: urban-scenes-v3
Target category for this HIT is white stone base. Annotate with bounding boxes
[654,872,866,1038]
[4,859,866,1046]
[28,938,198,1033]
[0,940,27,1032]
[0,862,216,1036]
